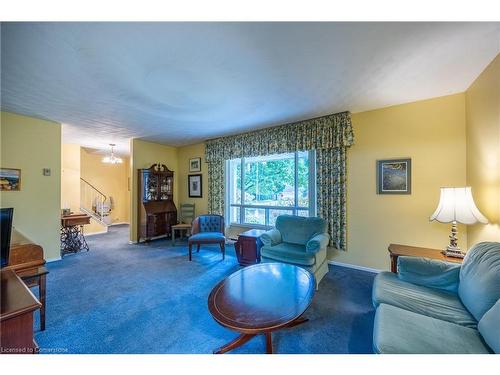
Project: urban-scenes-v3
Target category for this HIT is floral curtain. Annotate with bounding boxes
[316,147,348,250]
[205,111,354,250]
[207,160,225,216]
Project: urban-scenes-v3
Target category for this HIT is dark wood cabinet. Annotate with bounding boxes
[1,269,41,354]
[137,164,177,242]
[234,229,266,266]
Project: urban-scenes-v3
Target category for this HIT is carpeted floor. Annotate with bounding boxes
[34,224,376,354]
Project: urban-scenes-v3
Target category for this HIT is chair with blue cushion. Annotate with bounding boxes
[260,215,330,289]
[372,241,500,354]
[188,214,225,261]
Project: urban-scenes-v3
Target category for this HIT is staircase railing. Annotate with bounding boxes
[80,178,108,225]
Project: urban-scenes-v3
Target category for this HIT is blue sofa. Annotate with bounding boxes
[372,241,500,354]
[260,215,330,289]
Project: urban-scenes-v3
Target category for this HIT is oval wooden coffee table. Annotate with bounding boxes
[208,262,315,354]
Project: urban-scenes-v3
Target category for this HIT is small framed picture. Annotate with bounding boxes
[189,157,201,172]
[188,174,203,198]
[0,168,21,191]
[377,158,411,194]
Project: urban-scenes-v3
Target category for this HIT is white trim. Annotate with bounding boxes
[46,256,61,263]
[84,229,108,236]
[109,222,129,226]
[327,260,381,274]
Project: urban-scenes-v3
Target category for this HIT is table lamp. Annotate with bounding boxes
[430,187,488,258]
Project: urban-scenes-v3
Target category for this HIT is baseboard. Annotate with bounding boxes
[327,260,381,274]
[46,256,61,263]
[110,222,129,226]
[84,229,108,237]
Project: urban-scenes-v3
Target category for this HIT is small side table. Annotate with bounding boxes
[234,229,266,266]
[388,243,463,273]
[16,266,49,331]
[171,223,191,246]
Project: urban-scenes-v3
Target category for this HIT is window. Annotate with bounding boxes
[226,151,316,227]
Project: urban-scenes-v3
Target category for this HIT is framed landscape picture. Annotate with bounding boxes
[377,158,411,194]
[0,168,21,191]
[188,174,203,198]
[189,157,201,172]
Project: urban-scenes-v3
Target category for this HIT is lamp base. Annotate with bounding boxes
[443,246,465,259]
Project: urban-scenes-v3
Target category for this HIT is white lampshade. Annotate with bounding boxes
[430,187,488,224]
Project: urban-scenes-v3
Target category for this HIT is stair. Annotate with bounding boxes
[80,178,111,227]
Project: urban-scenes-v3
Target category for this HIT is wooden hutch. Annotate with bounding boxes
[137,164,177,242]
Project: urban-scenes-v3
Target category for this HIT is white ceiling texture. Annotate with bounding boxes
[1,22,499,155]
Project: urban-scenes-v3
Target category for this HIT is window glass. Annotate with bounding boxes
[228,151,315,227]
[244,207,266,225]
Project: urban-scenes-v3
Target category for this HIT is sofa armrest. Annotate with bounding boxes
[397,256,461,293]
[306,233,330,253]
[260,229,282,246]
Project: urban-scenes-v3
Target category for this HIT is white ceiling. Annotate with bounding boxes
[1,22,499,155]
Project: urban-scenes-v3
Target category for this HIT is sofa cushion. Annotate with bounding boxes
[397,256,461,293]
[373,304,491,354]
[189,232,225,242]
[373,271,476,328]
[478,299,500,353]
[275,215,326,246]
[459,242,500,321]
[261,242,323,266]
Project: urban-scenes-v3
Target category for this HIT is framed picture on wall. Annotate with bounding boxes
[0,168,21,191]
[188,174,203,198]
[189,157,201,172]
[377,158,411,194]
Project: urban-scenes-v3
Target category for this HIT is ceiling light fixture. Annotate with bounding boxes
[102,144,123,164]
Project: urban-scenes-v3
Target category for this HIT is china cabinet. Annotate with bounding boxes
[137,164,177,242]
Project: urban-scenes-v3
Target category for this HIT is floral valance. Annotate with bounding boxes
[205,111,353,162]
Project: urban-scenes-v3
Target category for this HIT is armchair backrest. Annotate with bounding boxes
[458,241,500,321]
[275,215,327,245]
[191,214,225,235]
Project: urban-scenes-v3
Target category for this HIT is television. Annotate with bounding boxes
[1,207,14,268]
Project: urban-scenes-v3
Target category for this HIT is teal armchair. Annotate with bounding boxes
[372,241,500,354]
[260,215,330,289]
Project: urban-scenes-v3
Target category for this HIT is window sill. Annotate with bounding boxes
[228,223,270,230]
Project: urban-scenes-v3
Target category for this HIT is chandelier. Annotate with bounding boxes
[102,144,123,164]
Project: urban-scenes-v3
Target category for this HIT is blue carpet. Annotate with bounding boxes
[34,225,376,354]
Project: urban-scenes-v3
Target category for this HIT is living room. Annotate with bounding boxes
[0,1,499,374]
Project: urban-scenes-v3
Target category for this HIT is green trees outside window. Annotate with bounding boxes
[228,151,315,226]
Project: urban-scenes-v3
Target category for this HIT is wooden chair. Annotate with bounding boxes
[171,203,195,246]
[188,214,225,261]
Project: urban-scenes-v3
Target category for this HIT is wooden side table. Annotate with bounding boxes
[388,243,463,273]
[234,229,266,266]
[17,266,49,331]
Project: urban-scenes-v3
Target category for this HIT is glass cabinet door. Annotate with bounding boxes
[159,175,169,200]
[144,172,159,201]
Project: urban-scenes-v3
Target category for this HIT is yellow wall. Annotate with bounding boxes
[61,143,81,213]
[81,148,130,228]
[177,143,208,217]
[0,111,62,261]
[130,138,179,242]
[466,54,500,245]
[331,94,467,270]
